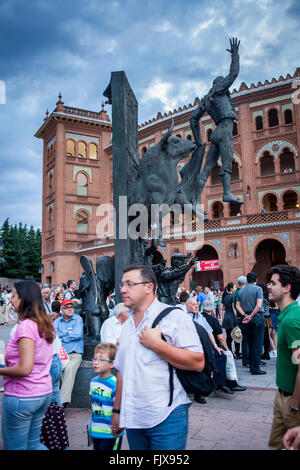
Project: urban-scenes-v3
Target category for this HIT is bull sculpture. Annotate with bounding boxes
[133,118,206,251]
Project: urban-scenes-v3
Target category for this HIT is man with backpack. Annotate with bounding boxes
[111,265,204,450]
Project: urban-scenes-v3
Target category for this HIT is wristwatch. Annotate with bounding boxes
[289,404,299,414]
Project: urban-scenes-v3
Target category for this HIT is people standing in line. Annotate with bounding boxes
[89,343,123,450]
[232,276,247,359]
[100,303,129,345]
[54,299,84,407]
[267,265,300,450]
[111,265,204,450]
[221,283,238,354]
[236,272,266,375]
[0,280,54,450]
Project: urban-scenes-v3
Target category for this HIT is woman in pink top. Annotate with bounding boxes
[0,280,55,450]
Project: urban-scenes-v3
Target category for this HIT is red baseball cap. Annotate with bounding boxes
[61,299,74,307]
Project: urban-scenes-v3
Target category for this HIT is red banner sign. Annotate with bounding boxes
[195,259,219,271]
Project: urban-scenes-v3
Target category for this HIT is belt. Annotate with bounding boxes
[278,388,291,397]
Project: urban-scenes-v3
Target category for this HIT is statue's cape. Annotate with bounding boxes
[80,255,98,305]
[177,143,206,205]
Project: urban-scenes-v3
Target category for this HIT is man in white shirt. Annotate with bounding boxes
[111,265,204,450]
[100,303,129,344]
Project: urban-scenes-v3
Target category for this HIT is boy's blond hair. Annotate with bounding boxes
[94,342,117,361]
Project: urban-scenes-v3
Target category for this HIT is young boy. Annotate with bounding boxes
[89,343,123,450]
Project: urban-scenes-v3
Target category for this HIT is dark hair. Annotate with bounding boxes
[61,283,67,290]
[13,280,54,343]
[51,300,61,314]
[222,282,234,302]
[257,281,269,300]
[179,291,190,303]
[67,280,75,288]
[270,265,300,300]
[122,265,157,293]
[247,272,257,283]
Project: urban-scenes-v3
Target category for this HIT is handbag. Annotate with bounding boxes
[224,350,238,381]
[58,344,69,370]
[41,402,69,450]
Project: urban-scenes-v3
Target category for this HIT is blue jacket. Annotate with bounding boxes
[54,314,84,354]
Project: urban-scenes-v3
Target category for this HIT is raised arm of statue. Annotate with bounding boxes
[222,37,240,89]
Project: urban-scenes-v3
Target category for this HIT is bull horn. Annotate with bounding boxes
[160,118,174,149]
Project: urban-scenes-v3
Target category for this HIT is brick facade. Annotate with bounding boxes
[35,69,300,290]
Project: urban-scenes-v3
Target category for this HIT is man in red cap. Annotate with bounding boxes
[54,299,84,407]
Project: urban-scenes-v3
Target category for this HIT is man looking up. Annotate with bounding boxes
[111,265,204,450]
[267,265,300,450]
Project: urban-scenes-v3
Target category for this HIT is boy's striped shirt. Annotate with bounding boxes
[89,374,118,439]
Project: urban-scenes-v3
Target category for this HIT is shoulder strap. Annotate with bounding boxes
[151,306,179,407]
[151,307,178,329]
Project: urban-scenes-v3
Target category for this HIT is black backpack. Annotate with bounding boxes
[152,307,220,405]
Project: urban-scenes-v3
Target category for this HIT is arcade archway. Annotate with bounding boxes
[252,238,288,284]
[191,244,223,291]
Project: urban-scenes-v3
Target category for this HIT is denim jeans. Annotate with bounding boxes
[2,393,52,450]
[50,353,62,405]
[126,404,189,450]
[241,314,265,373]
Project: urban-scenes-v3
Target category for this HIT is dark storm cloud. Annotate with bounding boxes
[0,0,299,228]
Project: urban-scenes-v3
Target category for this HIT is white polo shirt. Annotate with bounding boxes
[100,315,124,344]
[113,298,203,429]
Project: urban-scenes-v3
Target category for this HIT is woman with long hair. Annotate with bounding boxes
[221,282,237,352]
[0,280,55,450]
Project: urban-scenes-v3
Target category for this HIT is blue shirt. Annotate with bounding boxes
[196,292,206,306]
[54,314,84,354]
[186,310,213,335]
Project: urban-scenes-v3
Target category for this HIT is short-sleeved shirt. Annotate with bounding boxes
[4,319,53,397]
[276,302,300,394]
[237,283,263,313]
[89,375,124,439]
[114,298,203,429]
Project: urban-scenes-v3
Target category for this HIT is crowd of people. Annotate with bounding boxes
[0,264,299,451]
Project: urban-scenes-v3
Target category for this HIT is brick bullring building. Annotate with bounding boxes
[35,68,300,291]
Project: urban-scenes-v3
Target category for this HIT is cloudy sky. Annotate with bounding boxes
[0,0,299,229]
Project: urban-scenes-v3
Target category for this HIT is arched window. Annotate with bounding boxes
[268,108,279,127]
[212,201,224,219]
[207,128,212,142]
[89,143,98,160]
[255,115,263,130]
[260,151,275,176]
[78,141,87,158]
[141,146,147,157]
[186,134,192,140]
[232,122,238,136]
[283,190,298,210]
[49,173,53,194]
[229,203,242,217]
[49,207,53,230]
[77,172,88,196]
[262,193,278,212]
[231,161,239,181]
[284,109,293,124]
[66,139,75,157]
[279,148,295,173]
[77,210,88,233]
[211,165,221,185]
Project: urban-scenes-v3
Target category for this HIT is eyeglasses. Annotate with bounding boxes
[93,358,113,363]
[119,281,150,289]
[62,306,74,310]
